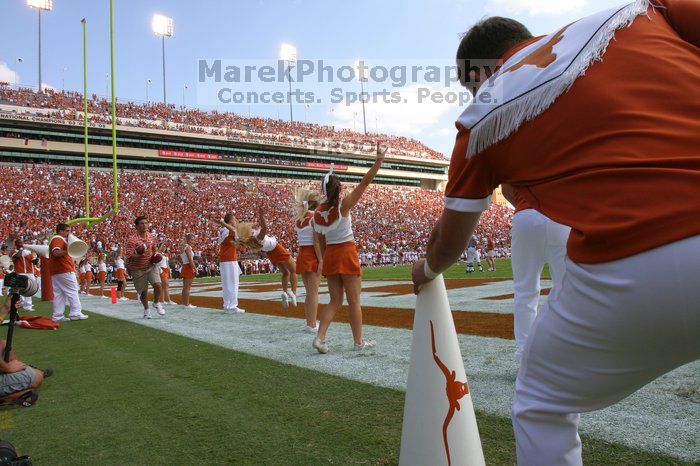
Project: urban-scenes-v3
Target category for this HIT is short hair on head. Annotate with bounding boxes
[56,223,69,233]
[223,213,232,224]
[456,17,532,85]
[134,216,147,227]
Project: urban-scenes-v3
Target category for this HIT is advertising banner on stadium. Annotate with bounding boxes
[305,161,348,171]
[158,150,220,160]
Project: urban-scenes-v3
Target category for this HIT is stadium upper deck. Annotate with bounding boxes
[0,86,449,189]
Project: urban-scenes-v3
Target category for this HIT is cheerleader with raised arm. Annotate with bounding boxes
[311,143,386,354]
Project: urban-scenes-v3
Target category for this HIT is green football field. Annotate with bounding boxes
[0,260,690,465]
[197,258,550,283]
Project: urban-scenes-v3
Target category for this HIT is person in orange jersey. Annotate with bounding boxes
[413,2,700,463]
[9,238,37,311]
[48,224,87,322]
[113,248,128,301]
[96,254,108,298]
[311,143,386,353]
[294,188,323,333]
[238,209,298,308]
[179,233,197,309]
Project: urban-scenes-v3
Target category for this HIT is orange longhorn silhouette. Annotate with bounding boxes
[505,23,573,74]
[430,320,469,466]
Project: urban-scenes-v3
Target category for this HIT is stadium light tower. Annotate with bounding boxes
[279,43,297,123]
[27,0,53,92]
[354,60,368,135]
[152,14,173,105]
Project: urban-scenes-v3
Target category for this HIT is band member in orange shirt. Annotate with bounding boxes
[179,233,197,309]
[49,223,87,322]
[312,144,385,353]
[294,189,323,332]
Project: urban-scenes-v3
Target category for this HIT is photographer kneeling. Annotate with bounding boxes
[0,340,43,401]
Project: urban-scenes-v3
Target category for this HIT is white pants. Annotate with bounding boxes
[511,209,570,361]
[51,272,82,319]
[220,261,241,310]
[513,234,700,466]
[466,247,480,264]
[19,273,35,309]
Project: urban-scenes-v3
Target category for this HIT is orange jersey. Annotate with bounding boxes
[10,249,33,274]
[445,0,700,264]
[218,228,238,262]
[48,236,75,275]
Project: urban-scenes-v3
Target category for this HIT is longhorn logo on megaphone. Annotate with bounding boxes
[25,244,50,259]
[67,234,89,259]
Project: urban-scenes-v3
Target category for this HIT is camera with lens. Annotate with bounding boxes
[2,274,38,298]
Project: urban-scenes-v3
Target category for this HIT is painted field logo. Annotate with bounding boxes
[430,320,469,466]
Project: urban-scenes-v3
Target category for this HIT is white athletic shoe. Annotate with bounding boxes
[144,309,152,319]
[101,295,108,299]
[353,339,376,351]
[155,303,166,316]
[168,300,177,305]
[185,304,197,309]
[304,325,318,334]
[120,297,129,301]
[232,307,245,314]
[52,316,70,323]
[288,292,297,307]
[69,313,89,321]
[281,293,289,309]
[312,337,329,354]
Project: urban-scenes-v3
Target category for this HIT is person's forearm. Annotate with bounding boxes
[425,210,478,273]
[357,161,381,192]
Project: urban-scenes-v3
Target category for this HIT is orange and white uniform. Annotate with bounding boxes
[97,261,107,282]
[180,246,195,279]
[48,235,82,320]
[159,254,170,279]
[295,211,319,274]
[442,2,700,464]
[11,248,36,309]
[218,227,241,311]
[313,202,361,276]
[114,258,126,280]
[260,236,291,265]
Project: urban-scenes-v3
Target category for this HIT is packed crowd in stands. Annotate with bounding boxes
[0,85,446,161]
[0,164,513,275]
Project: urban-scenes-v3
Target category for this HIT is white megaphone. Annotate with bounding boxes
[67,234,89,259]
[25,244,50,259]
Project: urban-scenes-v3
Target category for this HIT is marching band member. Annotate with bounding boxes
[10,239,36,311]
[49,223,87,322]
[311,143,386,353]
[294,188,323,333]
[179,233,197,309]
[97,254,108,298]
[114,248,128,301]
[211,214,244,314]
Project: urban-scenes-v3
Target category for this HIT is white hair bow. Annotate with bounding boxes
[322,163,335,196]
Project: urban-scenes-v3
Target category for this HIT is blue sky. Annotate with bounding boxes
[1,0,621,157]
